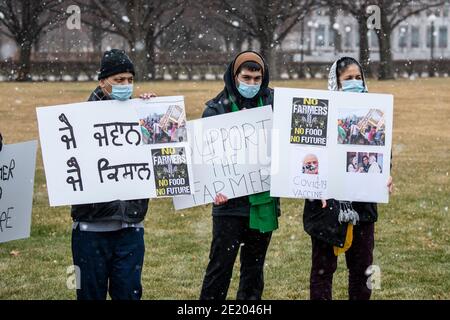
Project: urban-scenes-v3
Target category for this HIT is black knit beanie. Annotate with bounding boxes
[98,49,135,80]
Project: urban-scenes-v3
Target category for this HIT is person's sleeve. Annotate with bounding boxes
[0,132,3,152]
[202,106,217,118]
[390,149,393,171]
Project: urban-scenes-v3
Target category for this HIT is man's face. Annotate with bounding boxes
[363,157,369,165]
[100,72,134,96]
[303,154,319,175]
[235,68,263,86]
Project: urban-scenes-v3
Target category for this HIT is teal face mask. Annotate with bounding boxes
[342,79,365,93]
[237,80,261,99]
[110,84,133,101]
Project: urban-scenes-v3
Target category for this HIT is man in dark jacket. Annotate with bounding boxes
[71,49,155,300]
[199,51,280,300]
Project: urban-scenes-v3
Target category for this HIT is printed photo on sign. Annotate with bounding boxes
[337,108,385,146]
[289,148,328,199]
[302,153,319,175]
[152,146,191,196]
[290,97,328,146]
[346,152,383,174]
[136,103,187,145]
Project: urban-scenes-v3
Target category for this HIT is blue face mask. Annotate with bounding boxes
[237,80,261,99]
[342,79,365,93]
[110,84,133,101]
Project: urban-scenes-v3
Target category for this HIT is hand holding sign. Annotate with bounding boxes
[214,193,228,205]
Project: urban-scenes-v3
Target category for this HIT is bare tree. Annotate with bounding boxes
[203,0,319,79]
[374,0,445,79]
[77,0,185,81]
[330,0,445,80]
[0,0,66,81]
[324,0,377,77]
[328,3,342,55]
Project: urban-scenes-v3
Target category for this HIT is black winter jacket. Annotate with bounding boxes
[303,200,377,247]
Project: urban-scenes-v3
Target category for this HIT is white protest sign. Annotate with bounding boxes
[36,97,194,206]
[0,140,37,243]
[173,106,273,210]
[271,88,393,203]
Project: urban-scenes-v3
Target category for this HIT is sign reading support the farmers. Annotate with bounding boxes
[0,140,37,243]
[36,97,194,206]
[173,106,273,210]
[271,88,393,203]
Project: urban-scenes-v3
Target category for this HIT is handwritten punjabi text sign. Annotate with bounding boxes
[37,97,194,206]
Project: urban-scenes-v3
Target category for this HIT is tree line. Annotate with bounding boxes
[0,0,446,81]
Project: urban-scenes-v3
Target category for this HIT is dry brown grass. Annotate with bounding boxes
[0,78,449,299]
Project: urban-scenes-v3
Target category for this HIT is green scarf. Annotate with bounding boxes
[229,94,278,233]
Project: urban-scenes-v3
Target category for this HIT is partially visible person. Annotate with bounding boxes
[360,155,370,173]
[152,120,161,143]
[139,119,152,144]
[347,156,359,173]
[71,49,156,301]
[368,126,377,145]
[364,126,371,142]
[350,121,360,144]
[303,56,394,300]
[374,128,384,145]
[368,155,381,173]
[0,132,3,152]
[176,121,187,142]
[170,122,179,142]
[199,51,280,300]
[338,121,347,144]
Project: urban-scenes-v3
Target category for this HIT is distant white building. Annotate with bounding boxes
[281,6,450,62]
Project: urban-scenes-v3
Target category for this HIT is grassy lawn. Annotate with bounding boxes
[0,78,449,299]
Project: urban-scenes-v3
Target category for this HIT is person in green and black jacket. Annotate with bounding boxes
[199,51,280,300]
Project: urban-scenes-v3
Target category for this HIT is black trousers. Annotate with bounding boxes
[310,222,375,300]
[72,226,145,300]
[200,215,272,300]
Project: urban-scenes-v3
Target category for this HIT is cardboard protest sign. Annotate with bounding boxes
[271,88,393,203]
[173,106,273,210]
[36,97,194,206]
[0,140,37,243]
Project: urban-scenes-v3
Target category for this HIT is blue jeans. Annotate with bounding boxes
[71,226,145,300]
